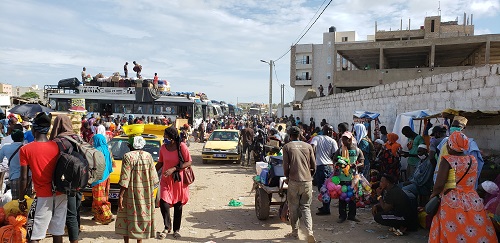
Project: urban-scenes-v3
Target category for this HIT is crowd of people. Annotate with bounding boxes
[240,114,497,242]
[0,112,194,243]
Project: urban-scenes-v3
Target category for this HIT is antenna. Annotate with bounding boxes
[438,1,441,16]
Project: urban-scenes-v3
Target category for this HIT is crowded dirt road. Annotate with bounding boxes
[43,142,428,243]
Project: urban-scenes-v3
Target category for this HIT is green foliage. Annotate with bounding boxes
[20,91,39,99]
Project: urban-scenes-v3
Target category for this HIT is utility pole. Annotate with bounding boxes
[281,84,284,117]
[260,59,273,116]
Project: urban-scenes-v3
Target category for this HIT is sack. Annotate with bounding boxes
[183,166,195,185]
[425,195,440,217]
[0,215,27,243]
[279,200,289,222]
[60,136,106,186]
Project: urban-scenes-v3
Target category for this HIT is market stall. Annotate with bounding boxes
[353,110,381,140]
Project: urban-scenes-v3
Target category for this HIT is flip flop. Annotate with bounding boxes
[393,229,404,236]
[388,227,397,232]
[285,232,299,239]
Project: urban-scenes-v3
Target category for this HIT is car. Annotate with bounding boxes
[82,133,162,203]
[201,129,241,163]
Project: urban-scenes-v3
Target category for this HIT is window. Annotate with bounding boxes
[327,56,331,64]
[154,104,178,115]
[86,101,99,113]
[431,20,435,32]
[134,104,153,114]
[56,99,71,112]
[114,102,134,113]
[341,37,348,42]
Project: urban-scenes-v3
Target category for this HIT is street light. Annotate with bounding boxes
[260,59,273,116]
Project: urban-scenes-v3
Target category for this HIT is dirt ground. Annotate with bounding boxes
[42,142,429,243]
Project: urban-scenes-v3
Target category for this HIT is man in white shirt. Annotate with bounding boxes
[310,125,338,215]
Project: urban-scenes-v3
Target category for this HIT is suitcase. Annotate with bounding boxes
[58,77,80,89]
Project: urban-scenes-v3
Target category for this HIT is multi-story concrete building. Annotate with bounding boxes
[0,83,13,96]
[290,29,360,102]
[290,15,500,101]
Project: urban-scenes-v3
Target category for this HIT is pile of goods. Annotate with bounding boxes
[0,196,34,242]
[318,156,372,207]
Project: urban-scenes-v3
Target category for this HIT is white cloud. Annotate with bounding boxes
[0,0,499,104]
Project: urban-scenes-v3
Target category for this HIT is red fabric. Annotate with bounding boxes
[20,141,60,197]
[153,76,158,85]
[159,143,191,205]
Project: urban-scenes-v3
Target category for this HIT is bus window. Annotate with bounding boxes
[114,102,133,114]
[154,104,177,115]
[56,99,71,112]
[86,101,99,113]
[194,104,203,120]
[134,104,153,114]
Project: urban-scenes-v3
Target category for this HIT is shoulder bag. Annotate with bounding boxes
[425,157,472,217]
[7,144,23,167]
[178,146,195,185]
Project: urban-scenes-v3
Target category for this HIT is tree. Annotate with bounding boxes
[20,91,39,99]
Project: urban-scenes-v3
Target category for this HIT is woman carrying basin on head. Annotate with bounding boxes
[156,126,192,239]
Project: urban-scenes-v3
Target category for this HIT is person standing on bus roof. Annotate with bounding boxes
[124,62,128,78]
[154,73,159,90]
[133,61,142,78]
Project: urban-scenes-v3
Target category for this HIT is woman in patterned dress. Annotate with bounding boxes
[115,136,159,242]
[429,132,497,242]
[91,134,114,224]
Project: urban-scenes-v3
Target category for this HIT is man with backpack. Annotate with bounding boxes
[19,112,66,243]
[50,114,88,243]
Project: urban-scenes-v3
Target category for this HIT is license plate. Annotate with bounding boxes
[109,193,119,199]
[214,154,226,158]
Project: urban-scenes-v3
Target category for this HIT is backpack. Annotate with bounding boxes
[53,137,90,194]
[61,136,106,185]
[362,137,376,161]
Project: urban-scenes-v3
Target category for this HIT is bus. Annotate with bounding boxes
[47,86,205,128]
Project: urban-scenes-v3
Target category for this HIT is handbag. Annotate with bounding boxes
[177,146,195,185]
[425,157,472,217]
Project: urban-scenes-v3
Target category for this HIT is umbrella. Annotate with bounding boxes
[8,104,53,118]
[69,106,87,113]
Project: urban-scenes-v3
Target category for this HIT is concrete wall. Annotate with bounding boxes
[294,64,500,152]
[334,66,473,88]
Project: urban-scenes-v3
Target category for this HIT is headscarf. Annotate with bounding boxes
[50,115,74,140]
[447,131,469,152]
[354,123,368,145]
[91,134,113,187]
[385,133,401,157]
[32,112,52,134]
[374,139,384,145]
[97,124,106,136]
[129,136,146,150]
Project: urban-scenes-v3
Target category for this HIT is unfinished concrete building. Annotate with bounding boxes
[290,14,500,100]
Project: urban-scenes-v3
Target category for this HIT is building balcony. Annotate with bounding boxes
[294,77,312,86]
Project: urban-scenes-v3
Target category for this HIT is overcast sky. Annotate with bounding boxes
[1,0,499,104]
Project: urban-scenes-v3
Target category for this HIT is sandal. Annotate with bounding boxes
[157,229,169,239]
[285,232,299,239]
[393,229,404,236]
[173,231,181,239]
[388,227,397,232]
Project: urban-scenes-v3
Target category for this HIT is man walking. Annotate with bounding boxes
[283,126,316,243]
[240,123,254,166]
[310,125,338,215]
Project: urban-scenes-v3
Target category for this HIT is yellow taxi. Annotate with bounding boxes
[202,129,241,163]
[83,125,166,203]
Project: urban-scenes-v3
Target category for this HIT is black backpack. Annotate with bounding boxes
[53,137,90,195]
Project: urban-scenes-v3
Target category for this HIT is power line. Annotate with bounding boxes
[274,0,334,62]
[272,63,295,101]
